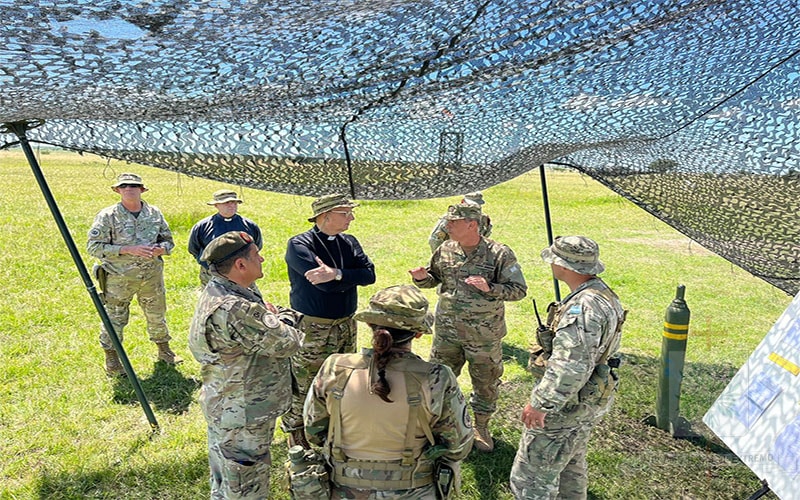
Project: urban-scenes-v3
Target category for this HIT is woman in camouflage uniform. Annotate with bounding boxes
[304,285,474,499]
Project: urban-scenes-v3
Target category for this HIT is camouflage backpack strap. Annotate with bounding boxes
[403,371,435,467]
[328,354,364,463]
[587,283,626,365]
[397,355,436,449]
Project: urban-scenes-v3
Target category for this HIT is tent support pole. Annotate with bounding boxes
[4,121,159,433]
[539,164,560,302]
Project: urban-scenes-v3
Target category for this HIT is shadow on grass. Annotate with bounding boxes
[112,361,200,414]
[36,450,209,499]
[502,341,531,371]
[488,350,768,499]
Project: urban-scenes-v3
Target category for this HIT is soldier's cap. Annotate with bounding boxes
[207,189,243,205]
[307,193,359,222]
[442,203,481,221]
[354,285,433,335]
[111,173,147,191]
[541,236,605,275]
[462,191,485,205]
[200,231,255,264]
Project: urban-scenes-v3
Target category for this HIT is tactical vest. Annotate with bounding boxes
[326,353,437,491]
[189,281,294,424]
[530,281,627,403]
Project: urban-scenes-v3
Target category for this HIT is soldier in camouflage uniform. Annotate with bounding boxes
[510,236,625,499]
[189,231,305,500]
[428,192,493,252]
[304,285,474,499]
[282,193,376,449]
[87,173,179,377]
[410,203,527,452]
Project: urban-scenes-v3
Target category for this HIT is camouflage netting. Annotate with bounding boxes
[1,0,798,294]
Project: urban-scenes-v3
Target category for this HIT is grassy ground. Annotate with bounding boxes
[0,148,790,499]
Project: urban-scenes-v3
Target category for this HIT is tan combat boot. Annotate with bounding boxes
[288,428,310,450]
[156,342,183,365]
[473,413,494,452]
[104,348,126,377]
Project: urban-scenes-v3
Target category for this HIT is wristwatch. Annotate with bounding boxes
[334,269,343,281]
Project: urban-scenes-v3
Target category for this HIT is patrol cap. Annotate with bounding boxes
[200,231,255,264]
[207,189,243,205]
[354,285,433,335]
[541,236,605,275]
[462,191,485,205]
[442,203,481,221]
[308,193,359,222]
[111,173,147,191]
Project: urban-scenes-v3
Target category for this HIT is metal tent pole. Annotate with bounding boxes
[4,121,159,432]
[539,164,560,301]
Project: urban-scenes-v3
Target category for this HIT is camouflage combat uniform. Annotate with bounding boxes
[189,275,304,500]
[510,277,624,499]
[414,238,527,415]
[87,200,174,350]
[304,349,474,499]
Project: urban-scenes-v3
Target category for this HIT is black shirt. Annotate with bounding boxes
[285,226,376,319]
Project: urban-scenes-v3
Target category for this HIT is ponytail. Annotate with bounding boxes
[369,325,416,403]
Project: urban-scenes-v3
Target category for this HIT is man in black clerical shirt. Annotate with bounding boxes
[281,193,376,448]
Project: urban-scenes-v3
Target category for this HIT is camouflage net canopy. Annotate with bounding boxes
[1,0,799,294]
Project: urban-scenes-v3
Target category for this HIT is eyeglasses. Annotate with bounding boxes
[330,210,355,218]
[117,184,141,189]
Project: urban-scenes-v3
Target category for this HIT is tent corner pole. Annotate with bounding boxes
[4,121,159,433]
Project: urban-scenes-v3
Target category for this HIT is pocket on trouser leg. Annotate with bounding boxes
[510,431,568,499]
[214,457,269,500]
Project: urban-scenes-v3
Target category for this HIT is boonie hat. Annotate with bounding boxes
[462,192,485,205]
[442,203,482,221]
[308,193,359,222]
[354,285,434,335]
[540,236,605,275]
[207,189,243,205]
[111,173,147,190]
[200,231,254,264]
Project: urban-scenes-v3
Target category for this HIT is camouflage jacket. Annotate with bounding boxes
[428,213,493,252]
[531,278,624,413]
[189,276,305,429]
[415,237,527,318]
[305,349,474,464]
[87,201,174,274]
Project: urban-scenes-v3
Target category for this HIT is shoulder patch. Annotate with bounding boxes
[568,304,582,315]
[262,314,280,329]
[89,228,101,237]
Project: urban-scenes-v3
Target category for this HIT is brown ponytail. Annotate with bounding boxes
[369,325,416,403]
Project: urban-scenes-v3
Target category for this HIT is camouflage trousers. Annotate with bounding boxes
[429,327,503,416]
[99,264,170,350]
[281,315,357,432]
[206,419,276,500]
[509,400,610,499]
[331,483,437,499]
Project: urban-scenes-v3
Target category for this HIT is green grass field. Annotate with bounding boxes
[0,149,790,499]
